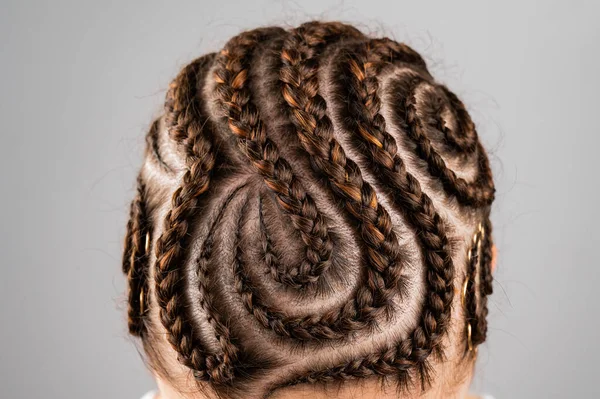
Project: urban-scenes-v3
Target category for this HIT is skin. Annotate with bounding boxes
[154,376,475,399]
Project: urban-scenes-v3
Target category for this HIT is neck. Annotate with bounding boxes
[154,377,474,399]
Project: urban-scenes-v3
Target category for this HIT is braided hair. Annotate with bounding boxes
[122,21,495,399]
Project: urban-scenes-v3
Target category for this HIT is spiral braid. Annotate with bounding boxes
[388,74,495,207]
[258,196,298,287]
[232,219,383,340]
[122,176,150,336]
[213,28,335,288]
[153,55,220,381]
[435,86,479,154]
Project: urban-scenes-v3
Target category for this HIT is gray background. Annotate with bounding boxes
[1,0,598,398]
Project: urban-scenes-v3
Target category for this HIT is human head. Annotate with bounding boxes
[122,21,495,399]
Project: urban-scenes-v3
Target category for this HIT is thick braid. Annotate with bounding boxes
[279,24,405,302]
[154,56,219,380]
[122,176,150,336]
[368,37,429,71]
[213,28,334,287]
[332,40,456,360]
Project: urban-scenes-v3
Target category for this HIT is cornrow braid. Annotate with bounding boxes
[258,196,296,286]
[275,340,419,390]
[191,184,251,382]
[463,224,481,353]
[215,27,401,340]
[462,216,493,350]
[474,216,494,345]
[388,73,495,207]
[213,28,335,288]
[122,175,150,336]
[145,118,172,173]
[278,22,407,310]
[122,21,496,399]
[436,86,479,155]
[328,38,457,358]
[266,31,459,390]
[153,55,220,381]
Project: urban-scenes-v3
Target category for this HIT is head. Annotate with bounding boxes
[122,21,495,399]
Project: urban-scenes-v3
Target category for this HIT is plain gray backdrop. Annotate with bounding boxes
[1,1,598,398]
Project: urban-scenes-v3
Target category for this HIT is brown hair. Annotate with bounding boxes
[122,21,494,399]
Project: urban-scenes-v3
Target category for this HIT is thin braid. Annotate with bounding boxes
[123,176,150,336]
[332,40,456,359]
[258,196,295,286]
[213,28,334,288]
[464,229,480,349]
[474,217,494,345]
[435,86,478,154]
[153,56,218,380]
[145,118,172,172]
[390,74,495,207]
[275,340,418,391]
[193,185,249,382]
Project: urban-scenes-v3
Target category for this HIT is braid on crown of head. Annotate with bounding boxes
[121,21,495,398]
